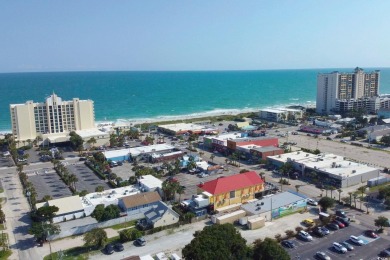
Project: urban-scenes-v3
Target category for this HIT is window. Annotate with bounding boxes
[230,191,235,198]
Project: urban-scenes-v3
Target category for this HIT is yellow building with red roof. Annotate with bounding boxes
[197,171,264,210]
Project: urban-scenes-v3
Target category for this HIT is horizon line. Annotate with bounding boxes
[0,66,389,75]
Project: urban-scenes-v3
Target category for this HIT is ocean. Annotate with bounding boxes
[1,68,390,132]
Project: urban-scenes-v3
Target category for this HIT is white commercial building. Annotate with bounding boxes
[268,151,379,188]
[10,93,97,144]
[259,108,303,122]
[82,185,140,216]
[36,196,86,223]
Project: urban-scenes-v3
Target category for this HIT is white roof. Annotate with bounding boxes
[76,128,109,138]
[36,195,84,215]
[104,144,175,159]
[151,151,182,159]
[139,175,163,189]
[81,185,140,208]
[268,151,377,179]
[383,118,390,124]
[213,133,240,141]
[196,161,209,170]
[158,123,205,133]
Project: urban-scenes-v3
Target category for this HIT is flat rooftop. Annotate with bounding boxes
[241,191,307,215]
[76,128,109,138]
[158,123,205,132]
[139,175,163,189]
[81,185,140,208]
[104,143,174,158]
[268,151,378,178]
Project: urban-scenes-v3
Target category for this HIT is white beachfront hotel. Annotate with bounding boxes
[10,93,108,146]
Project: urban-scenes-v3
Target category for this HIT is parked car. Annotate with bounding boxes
[319,226,330,235]
[105,244,114,254]
[307,199,318,206]
[315,251,331,260]
[333,220,345,228]
[364,230,378,238]
[333,242,347,253]
[298,230,313,241]
[336,216,350,226]
[114,242,124,251]
[313,227,325,237]
[341,241,354,251]
[350,235,364,245]
[327,222,339,230]
[117,161,123,166]
[303,218,315,226]
[326,137,332,140]
[380,248,390,257]
[136,237,146,246]
[336,210,347,218]
[281,240,296,248]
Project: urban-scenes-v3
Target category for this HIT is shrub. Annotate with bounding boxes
[274,233,282,242]
[285,230,295,238]
[295,226,303,233]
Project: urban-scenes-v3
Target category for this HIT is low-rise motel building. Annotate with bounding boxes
[197,171,264,210]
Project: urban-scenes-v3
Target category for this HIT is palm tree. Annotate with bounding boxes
[210,154,215,163]
[348,192,353,205]
[329,186,336,199]
[337,189,343,202]
[87,137,97,150]
[68,174,78,191]
[353,193,358,208]
[176,185,185,203]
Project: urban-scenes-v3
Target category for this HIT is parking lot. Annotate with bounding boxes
[0,156,13,168]
[110,162,134,180]
[66,162,111,192]
[286,223,389,260]
[27,170,73,200]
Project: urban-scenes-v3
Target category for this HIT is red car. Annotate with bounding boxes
[333,220,345,228]
[364,230,378,238]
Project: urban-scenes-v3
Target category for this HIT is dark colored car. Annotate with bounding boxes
[380,248,390,257]
[336,210,347,218]
[336,216,350,226]
[114,243,124,251]
[364,230,378,238]
[105,244,114,254]
[136,237,146,246]
[79,157,87,161]
[117,161,123,166]
[281,240,296,248]
[313,227,325,237]
[327,222,339,230]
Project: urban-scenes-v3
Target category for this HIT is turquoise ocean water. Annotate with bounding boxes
[1,68,390,132]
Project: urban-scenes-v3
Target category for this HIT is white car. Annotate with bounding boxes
[333,242,347,253]
[307,199,318,206]
[298,230,313,241]
[350,235,364,245]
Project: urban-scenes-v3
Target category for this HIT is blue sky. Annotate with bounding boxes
[1,1,390,72]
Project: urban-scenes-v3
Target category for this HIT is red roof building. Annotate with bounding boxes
[197,171,264,209]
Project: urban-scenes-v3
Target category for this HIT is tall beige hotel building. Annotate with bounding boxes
[10,93,95,142]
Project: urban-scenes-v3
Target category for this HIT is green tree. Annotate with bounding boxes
[101,204,121,221]
[252,238,290,260]
[182,223,249,260]
[79,190,89,197]
[0,206,6,223]
[86,137,97,150]
[83,228,108,249]
[381,135,390,146]
[29,222,60,241]
[374,216,390,231]
[95,186,105,192]
[42,195,53,202]
[36,205,59,223]
[69,131,84,151]
[91,204,105,221]
[318,197,335,211]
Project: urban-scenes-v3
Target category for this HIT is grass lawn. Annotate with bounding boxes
[0,249,12,260]
[367,182,390,193]
[0,189,4,194]
[110,220,138,230]
[0,224,5,231]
